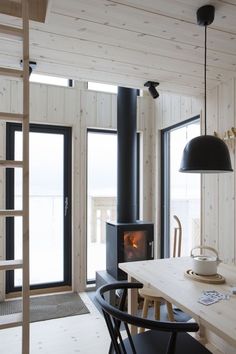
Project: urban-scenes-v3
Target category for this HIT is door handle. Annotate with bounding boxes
[149,241,154,258]
[65,196,69,216]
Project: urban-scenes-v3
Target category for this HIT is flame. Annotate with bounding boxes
[123,230,147,262]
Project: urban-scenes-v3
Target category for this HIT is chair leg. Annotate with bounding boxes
[139,298,149,333]
[154,300,161,320]
[166,301,175,322]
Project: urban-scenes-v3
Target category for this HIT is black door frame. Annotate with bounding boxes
[161,116,200,259]
[6,123,72,293]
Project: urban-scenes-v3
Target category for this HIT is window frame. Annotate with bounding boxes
[5,123,72,293]
[161,115,200,259]
[86,128,140,284]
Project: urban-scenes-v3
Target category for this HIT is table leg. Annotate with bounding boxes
[127,275,138,335]
[188,318,207,345]
[197,324,207,345]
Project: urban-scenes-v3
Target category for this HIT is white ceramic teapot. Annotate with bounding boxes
[190,246,221,276]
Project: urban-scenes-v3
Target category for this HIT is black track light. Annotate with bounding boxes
[20,60,37,76]
[144,81,159,99]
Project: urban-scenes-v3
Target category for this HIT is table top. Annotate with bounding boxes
[119,257,236,347]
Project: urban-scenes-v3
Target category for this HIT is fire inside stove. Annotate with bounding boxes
[123,230,148,262]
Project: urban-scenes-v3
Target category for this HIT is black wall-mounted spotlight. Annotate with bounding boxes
[144,81,159,99]
[20,60,37,76]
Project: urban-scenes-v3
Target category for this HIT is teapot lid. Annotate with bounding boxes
[194,255,216,262]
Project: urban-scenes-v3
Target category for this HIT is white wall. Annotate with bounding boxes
[0,79,156,297]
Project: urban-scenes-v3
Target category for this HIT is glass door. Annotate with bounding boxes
[161,117,201,258]
[6,123,72,292]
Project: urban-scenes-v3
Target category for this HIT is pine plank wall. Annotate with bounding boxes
[2,77,235,302]
[0,79,156,299]
[156,80,236,268]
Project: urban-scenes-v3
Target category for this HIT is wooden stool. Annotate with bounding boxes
[139,215,182,333]
[139,287,174,333]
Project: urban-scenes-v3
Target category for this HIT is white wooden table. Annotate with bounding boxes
[119,257,236,352]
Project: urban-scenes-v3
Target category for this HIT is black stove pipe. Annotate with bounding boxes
[117,87,138,223]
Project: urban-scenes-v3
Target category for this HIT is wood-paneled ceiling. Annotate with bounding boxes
[0,0,236,95]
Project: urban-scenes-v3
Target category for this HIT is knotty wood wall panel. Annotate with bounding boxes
[218,80,235,263]
[157,81,236,266]
[154,91,203,257]
[0,79,154,294]
[156,91,202,130]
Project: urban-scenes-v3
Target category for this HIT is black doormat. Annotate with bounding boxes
[0,293,90,323]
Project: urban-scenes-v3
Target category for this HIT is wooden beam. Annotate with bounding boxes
[0,67,23,78]
[0,160,23,168]
[0,24,23,38]
[0,260,23,271]
[0,112,24,122]
[0,209,23,217]
[0,0,48,23]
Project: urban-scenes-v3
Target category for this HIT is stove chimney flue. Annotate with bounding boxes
[117,87,138,223]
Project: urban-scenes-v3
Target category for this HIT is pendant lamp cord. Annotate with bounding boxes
[204,24,207,135]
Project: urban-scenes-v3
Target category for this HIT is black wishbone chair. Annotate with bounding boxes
[96,282,212,354]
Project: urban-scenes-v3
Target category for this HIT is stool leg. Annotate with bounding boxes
[139,298,149,333]
[154,300,161,320]
[166,301,174,322]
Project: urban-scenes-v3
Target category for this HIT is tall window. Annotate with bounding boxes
[87,130,117,282]
[86,129,140,283]
[161,117,201,258]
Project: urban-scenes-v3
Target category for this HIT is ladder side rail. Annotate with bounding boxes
[22,1,30,354]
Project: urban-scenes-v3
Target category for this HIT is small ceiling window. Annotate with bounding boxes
[30,73,73,88]
[88,81,118,94]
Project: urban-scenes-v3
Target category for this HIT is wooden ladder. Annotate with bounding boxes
[0,1,30,353]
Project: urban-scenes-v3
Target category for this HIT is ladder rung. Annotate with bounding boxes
[0,210,23,217]
[0,160,23,168]
[0,67,23,78]
[0,112,24,122]
[0,24,23,38]
[0,260,23,271]
[0,313,22,330]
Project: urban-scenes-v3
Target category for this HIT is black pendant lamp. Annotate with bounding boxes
[179,5,233,173]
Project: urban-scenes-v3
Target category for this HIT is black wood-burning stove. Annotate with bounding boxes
[106,221,154,279]
[106,87,154,280]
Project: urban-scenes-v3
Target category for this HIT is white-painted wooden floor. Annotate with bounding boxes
[0,293,110,354]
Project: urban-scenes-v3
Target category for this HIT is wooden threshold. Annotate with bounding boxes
[6,286,72,299]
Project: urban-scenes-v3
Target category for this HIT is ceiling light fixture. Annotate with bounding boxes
[144,81,159,99]
[20,60,37,76]
[179,5,232,173]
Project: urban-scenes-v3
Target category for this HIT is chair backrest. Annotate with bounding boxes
[172,215,182,258]
[96,282,199,354]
